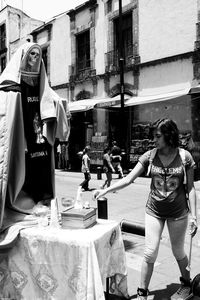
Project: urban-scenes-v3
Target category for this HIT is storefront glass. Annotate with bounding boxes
[129,94,200,177]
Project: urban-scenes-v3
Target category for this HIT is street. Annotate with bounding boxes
[55,170,149,224]
[55,170,200,300]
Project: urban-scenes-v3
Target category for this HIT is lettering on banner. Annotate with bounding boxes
[27,96,39,103]
[30,151,48,158]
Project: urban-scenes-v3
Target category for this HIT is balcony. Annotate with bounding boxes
[105,44,135,72]
[69,59,96,82]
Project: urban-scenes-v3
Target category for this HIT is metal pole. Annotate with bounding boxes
[118,0,125,150]
[120,219,145,236]
[119,0,124,111]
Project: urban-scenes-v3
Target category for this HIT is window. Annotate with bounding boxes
[0,23,6,51]
[1,56,6,73]
[107,0,112,13]
[76,30,90,71]
[114,13,133,61]
[42,48,48,72]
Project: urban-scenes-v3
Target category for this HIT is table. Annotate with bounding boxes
[0,219,128,300]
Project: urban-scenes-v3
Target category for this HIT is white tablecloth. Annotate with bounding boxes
[0,219,128,299]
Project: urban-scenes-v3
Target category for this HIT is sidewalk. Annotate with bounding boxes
[55,170,200,300]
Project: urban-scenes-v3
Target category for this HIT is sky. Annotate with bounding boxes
[1,0,86,21]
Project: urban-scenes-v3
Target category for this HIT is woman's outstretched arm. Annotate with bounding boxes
[93,161,145,200]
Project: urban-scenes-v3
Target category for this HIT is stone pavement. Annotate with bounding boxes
[55,170,200,300]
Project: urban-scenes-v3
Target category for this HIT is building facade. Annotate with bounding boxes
[65,0,200,170]
[128,0,199,168]
[31,12,71,100]
[2,1,200,172]
[0,5,43,74]
[67,0,138,169]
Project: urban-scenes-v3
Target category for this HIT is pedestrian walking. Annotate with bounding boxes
[54,138,60,169]
[101,147,115,189]
[57,142,62,169]
[110,140,124,178]
[59,141,70,170]
[93,118,198,300]
[65,142,71,170]
[80,146,91,191]
[59,142,66,170]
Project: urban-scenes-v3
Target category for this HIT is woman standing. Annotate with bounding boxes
[93,119,198,300]
[80,146,91,191]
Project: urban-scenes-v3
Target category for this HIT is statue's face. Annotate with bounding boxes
[20,44,42,74]
[27,48,40,68]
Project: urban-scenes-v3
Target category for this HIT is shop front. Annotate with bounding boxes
[125,87,200,178]
[68,110,93,171]
[68,96,126,171]
[67,86,200,175]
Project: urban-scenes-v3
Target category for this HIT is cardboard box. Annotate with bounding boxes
[61,207,97,229]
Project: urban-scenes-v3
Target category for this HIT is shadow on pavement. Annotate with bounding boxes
[123,239,139,251]
[104,293,127,299]
[151,283,179,300]
[128,283,179,300]
[82,188,96,192]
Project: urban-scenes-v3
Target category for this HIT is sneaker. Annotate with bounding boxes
[137,288,149,300]
[171,277,191,300]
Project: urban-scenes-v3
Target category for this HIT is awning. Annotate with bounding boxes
[69,99,101,113]
[124,82,191,107]
[189,85,200,94]
[68,82,200,112]
[68,95,129,113]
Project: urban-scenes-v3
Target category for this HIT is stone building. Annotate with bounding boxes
[0,5,43,73]
[66,0,200,171]
[67,0,137,169]
[2,1,200,171]
[31,12,71,100]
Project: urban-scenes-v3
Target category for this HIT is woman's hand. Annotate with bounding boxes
[189,217,198,237]
[93,189,106,201]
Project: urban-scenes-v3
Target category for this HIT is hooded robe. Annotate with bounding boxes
[0,42,70,235]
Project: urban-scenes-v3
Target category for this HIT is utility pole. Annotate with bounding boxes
[118,0,125,150]
[119,0,124,111]
[20,0,23,39]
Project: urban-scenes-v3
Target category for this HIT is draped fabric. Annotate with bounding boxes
[0,220,128,299]
[0,42,70,237]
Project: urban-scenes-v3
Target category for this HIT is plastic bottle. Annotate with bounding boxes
[74,186,83,209]
[49,198,60,228]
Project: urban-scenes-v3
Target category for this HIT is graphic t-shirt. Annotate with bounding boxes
[21,81,53,202]
[139,149,195,219]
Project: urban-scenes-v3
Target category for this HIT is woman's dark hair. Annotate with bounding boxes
[104,147,110,154]
[83,146,90,154]
[154,118,179,147]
